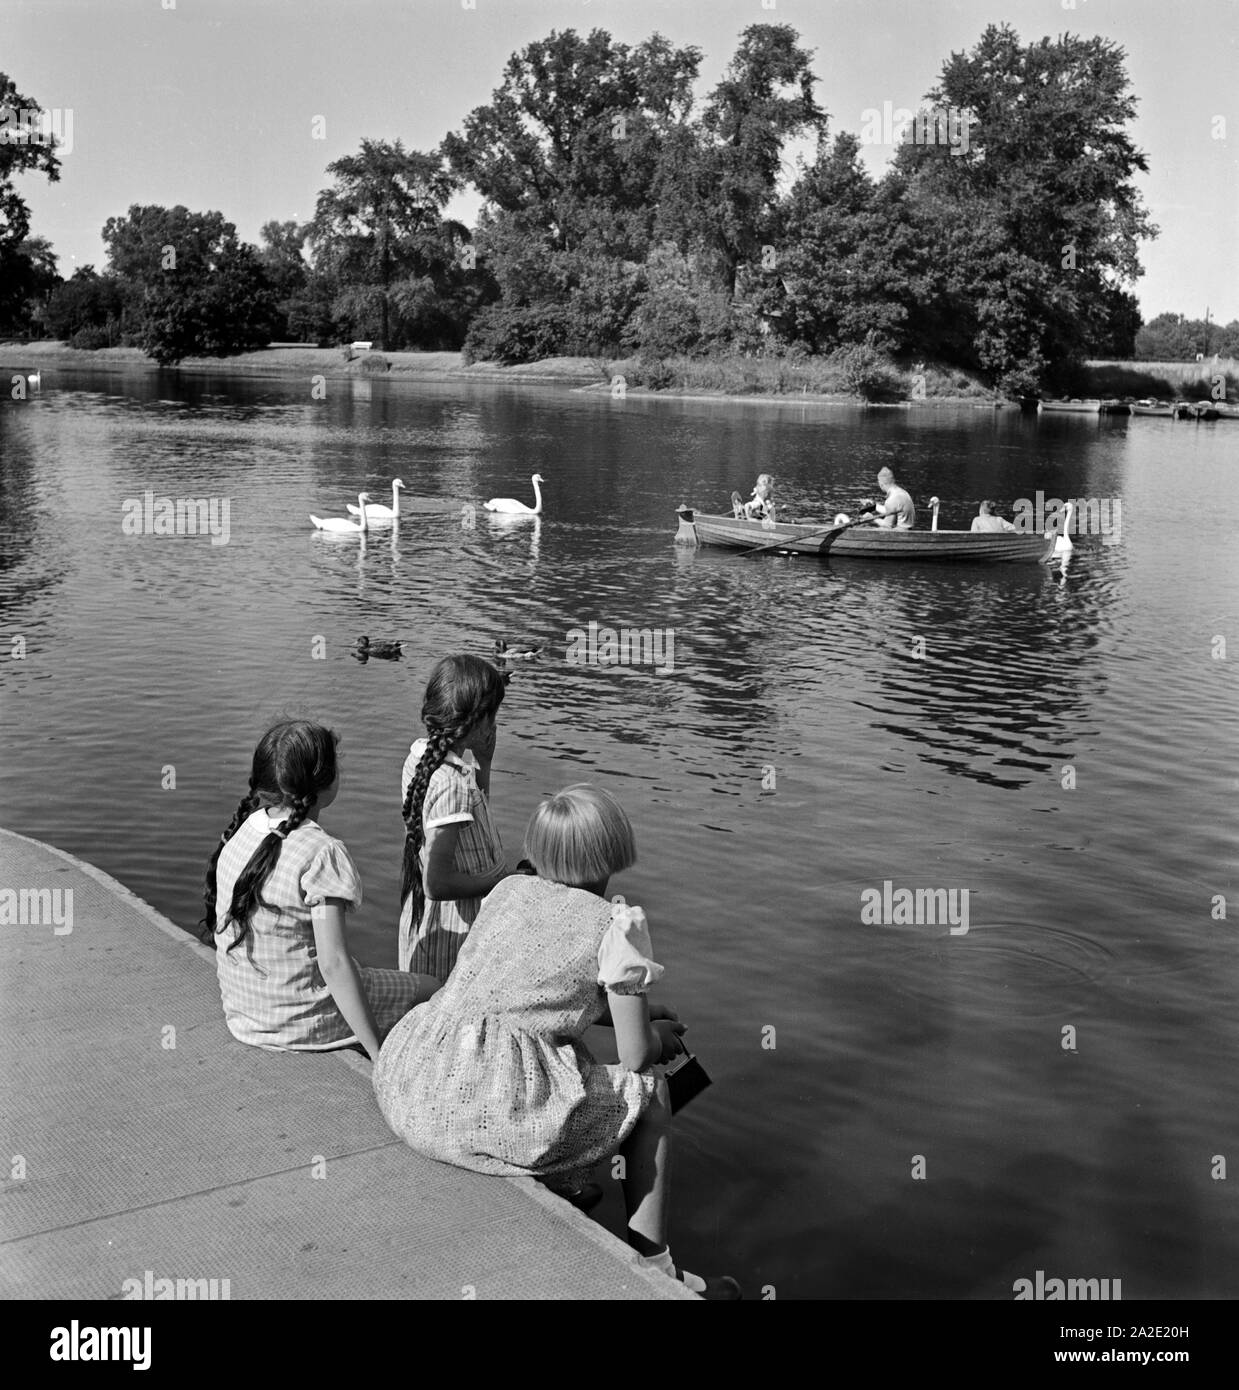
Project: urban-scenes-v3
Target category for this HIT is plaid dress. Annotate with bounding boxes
[373,877,662,1177]
[397,740,504,979]
[215,809,420,1050]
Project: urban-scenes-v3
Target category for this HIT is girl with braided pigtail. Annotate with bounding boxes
[397,655,510,979]
[206,720,439,1059]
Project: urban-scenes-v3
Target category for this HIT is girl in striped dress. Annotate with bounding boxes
[397,655,509,979]
[204,720,439,1059]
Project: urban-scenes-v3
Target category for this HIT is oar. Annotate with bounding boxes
[742,512,876,558]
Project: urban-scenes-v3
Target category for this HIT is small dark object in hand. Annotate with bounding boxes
[663,1046,711,1114]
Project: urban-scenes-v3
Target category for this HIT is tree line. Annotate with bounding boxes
[1,25,1228,390]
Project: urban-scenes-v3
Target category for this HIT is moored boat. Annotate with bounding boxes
[1131,399,1174,417]
[1039,398,1101,414]
[674,508,1057,563]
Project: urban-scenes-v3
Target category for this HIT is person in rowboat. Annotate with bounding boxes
[866,467,916,529]
[970,500,1017,533]
[732,474,775,521]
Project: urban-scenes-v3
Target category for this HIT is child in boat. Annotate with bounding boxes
[742,473,775,520]
[373,784,740,1298]
[205,720,439,1059]
[398,654,509,980]
[970,499,1017,532]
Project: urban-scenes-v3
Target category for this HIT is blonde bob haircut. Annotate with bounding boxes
[524,784,636,887]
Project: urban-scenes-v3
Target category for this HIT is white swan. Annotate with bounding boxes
[311,492,370,534]
[26,370,41,391]
[485,474,544,515]
[928,496,940,532]
[347,479,404,520]
[1047,499,1075,555]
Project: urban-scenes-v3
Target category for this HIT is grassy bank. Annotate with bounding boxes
[6,340,1228,407]
[1081,358,1237,400]
[0,340,603,383]
[0,340,995,405]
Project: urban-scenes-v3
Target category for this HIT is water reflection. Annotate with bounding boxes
[3,368,1236,1300]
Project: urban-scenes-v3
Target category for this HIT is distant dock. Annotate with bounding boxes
[0,828,693,1301]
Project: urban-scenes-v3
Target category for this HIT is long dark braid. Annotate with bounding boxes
[203,721,339,953]
[400,655,506,934]
[201,788,258,943]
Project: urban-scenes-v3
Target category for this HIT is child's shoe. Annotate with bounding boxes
[678,1268,742,1300]
[635,1244,742,1299]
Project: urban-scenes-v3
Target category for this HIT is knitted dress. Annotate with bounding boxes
[372,876,662,1176]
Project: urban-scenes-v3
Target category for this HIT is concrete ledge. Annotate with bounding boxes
[0,828,695,1300]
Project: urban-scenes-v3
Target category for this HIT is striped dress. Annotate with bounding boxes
[397,740,504,980]
[214,808,420,1050]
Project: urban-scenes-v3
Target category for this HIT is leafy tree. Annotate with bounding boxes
[309,139,468,349]
[1084,285,1142,358]
[762,133,920,353]
[0,234,59,335]
[44,265,124,342]
[1,72,62,331]
[446,29,702,360]
[0,73,61,254]
[688,24,826,299]
[443,28,700,260]
[101,205,277,363]
[1132,312,1235,361]
[257,220,310,339]
[892,24,1156,390]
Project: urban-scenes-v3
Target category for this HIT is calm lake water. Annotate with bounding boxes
[2,365,1236,1299]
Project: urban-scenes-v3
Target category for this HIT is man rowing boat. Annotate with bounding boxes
[859,467,916,529]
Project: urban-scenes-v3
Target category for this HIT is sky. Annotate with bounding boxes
[5,0,1238,324]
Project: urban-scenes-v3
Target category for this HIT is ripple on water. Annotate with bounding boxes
[885,919,1118,1019]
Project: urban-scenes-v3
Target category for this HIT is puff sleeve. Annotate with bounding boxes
[597,902,664,995]
[301,840,363,909]
[422,757,477,831]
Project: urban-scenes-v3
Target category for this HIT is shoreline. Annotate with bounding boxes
[0,825,694,1302]
[0,341,1003,409]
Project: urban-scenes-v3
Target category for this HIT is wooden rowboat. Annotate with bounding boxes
[674,508,1057,563]
[1039,398,1101,414]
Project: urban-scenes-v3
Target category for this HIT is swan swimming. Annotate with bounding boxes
[928,496,940,532]
[485,474,544,515]
[311,492,370,533]
[347,479,404,520]
[1048,500,1075,555]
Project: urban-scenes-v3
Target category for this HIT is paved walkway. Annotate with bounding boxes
[0,829,693,1300]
